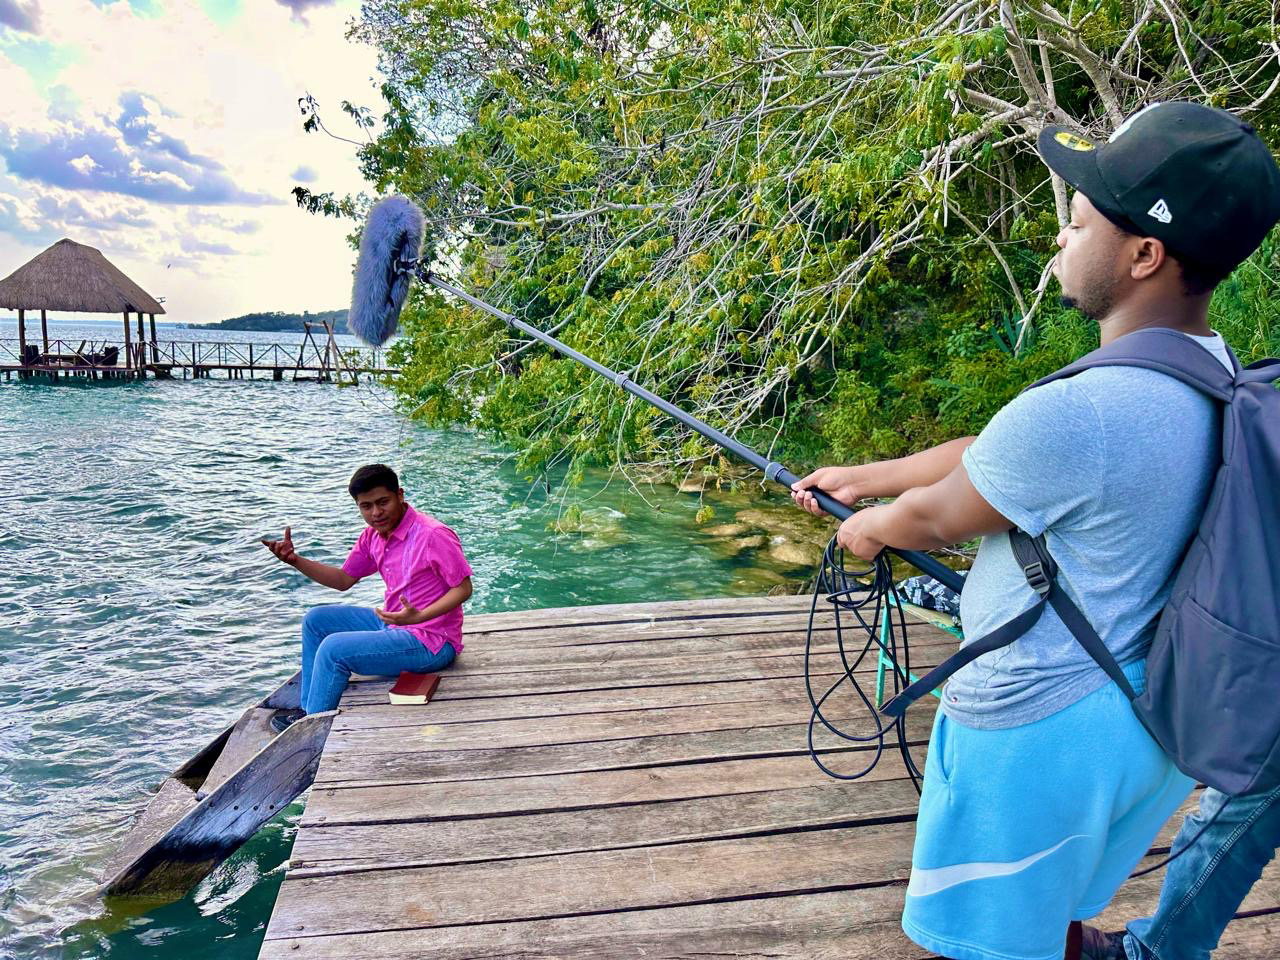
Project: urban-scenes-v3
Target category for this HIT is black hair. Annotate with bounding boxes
[1105,217,1233,296]
[1176,258,1234,297]
[349,463,400,498]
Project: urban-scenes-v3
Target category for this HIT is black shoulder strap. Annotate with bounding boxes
[880,530,1136,718]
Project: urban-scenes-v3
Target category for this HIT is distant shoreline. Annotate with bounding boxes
[187,310,350,335]
[1,310,351,335]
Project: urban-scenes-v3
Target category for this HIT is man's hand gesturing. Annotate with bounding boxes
[376,593,423,626]
[261,527,299,566]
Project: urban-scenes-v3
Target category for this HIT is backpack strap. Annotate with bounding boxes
[1238,356,1280,385]
[1030,328,1235,402]
[880,530,1136,717]
[1042,567,1139,703]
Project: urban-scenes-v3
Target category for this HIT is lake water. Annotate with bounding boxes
[0,328,833,960]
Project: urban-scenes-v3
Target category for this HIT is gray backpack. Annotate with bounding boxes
[883,328,1280,796]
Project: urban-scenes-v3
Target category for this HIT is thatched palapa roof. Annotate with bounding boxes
[0,238,166,315]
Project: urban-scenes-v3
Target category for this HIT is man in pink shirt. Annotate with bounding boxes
[261,463,473,730]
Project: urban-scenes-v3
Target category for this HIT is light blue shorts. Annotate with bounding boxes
[902,661,1194,960]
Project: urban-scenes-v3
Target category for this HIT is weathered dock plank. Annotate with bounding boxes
[260,887,928,960]
[323,696,933,756]
[312,720,928,789]
[273,822,920,936]
[258,874,1280,960]
[458,607,936,644]
[338,640,950,703]
[341,639,949,698]
[459,594,816,631]
[260,595,1280,959]
[289,778,925,876]
[337,670,874,716]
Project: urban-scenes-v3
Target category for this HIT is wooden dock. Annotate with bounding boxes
[258,594,1280,959]
[0,331,398,384]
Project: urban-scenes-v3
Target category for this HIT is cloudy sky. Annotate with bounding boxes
[0,0,383,323]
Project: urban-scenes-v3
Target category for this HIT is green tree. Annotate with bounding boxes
[307,0,1280,476]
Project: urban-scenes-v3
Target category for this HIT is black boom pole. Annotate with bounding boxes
[426,272,966,595]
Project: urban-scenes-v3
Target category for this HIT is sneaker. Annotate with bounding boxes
[270,708,305,734]
[1081,926,1127,960]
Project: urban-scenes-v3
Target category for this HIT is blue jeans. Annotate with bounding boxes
[300,604,457,713]
[1124,783,1280,959]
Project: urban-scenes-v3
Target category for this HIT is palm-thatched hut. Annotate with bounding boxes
[0,238,166,371]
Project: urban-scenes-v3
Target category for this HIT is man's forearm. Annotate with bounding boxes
[867,491,956,552]
[866,437,976,498]
[865,464,1012,551]
[290,556,355,591]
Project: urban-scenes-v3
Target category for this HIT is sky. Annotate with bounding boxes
[0,0,383,323]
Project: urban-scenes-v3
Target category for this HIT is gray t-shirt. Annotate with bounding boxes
[944,331,1229,729]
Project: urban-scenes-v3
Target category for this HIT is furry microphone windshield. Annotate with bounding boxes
[348,195,425,345]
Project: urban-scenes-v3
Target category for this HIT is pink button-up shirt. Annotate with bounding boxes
[341,505,472,654]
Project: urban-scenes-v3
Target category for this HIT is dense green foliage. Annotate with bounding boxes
[314,0,1280,481]
[198,309,350,334]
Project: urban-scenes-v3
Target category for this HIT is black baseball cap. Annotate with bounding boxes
[1038,102,1280,272]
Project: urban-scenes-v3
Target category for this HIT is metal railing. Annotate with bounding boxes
[1,337,114,364]
[0,337,394,372]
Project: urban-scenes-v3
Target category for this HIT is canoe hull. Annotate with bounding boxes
[101,672,334,899]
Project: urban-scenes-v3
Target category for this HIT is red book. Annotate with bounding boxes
[387,672,441,705]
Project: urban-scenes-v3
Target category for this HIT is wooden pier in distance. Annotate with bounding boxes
[258,594,1280,959]
[3,241,397,385]
[0,328,397,384]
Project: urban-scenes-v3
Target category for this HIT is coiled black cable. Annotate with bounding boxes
[802,542,1215,877]
[804,537,924,793]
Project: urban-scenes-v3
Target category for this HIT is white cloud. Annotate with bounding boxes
[0,0,384,322]
[0,50,48,127]
[67,153,98,174]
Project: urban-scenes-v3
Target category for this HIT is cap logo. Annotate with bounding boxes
[1148,199,1173,224]
[1054,131,1096,152]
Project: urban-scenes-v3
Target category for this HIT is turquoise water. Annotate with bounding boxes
[0,369,823,959]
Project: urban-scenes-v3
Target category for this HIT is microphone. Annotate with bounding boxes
[348,195,425,345]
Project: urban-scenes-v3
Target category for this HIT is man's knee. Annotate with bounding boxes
[303,605,343,637]
[314,634,356,672]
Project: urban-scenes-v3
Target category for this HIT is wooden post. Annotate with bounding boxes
[40,309,48,357]
[136,313,145,373]
[17,308,27,366]
[149,313,158,365]
[123,310,132,370]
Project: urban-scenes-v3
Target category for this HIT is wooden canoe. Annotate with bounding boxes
[100,671,336,898]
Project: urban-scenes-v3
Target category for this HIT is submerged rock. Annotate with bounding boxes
[548,506,627,539]
[728,567,789,593]
[571,533,629,551]
[767,536,817,568]
[701,522,753,538]
[735,506,832,543]
[708,534,769,557]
